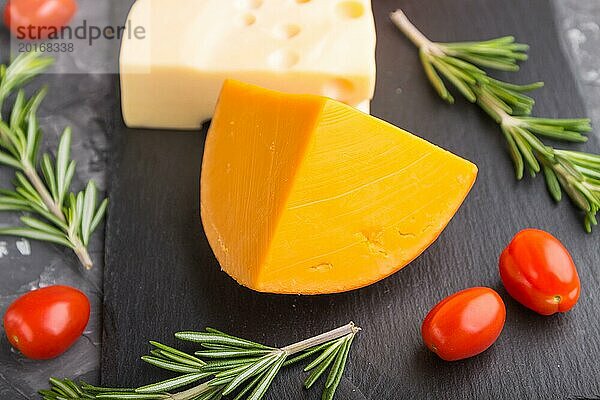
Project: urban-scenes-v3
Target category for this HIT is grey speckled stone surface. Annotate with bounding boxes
[0,1,598,399]
[0,0,111,398]
[555,0,600,135]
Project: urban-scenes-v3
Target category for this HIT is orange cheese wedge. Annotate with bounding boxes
[201,80,478,294]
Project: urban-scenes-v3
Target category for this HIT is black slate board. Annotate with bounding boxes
[102,1,600,398]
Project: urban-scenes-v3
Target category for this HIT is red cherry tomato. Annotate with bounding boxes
[499,228,580,316]
[3,0,78,40]
[3,285,90,360]
[422,287,506,361]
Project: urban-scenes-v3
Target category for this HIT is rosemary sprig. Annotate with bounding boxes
[390,10,599,232]
[42,322,361,400]
[0,52,108,268]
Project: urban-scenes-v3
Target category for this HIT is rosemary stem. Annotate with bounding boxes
[23,160,94,269]
[163,323,361,400]
[477,88,517,127]
[281,322,360,356]
[0,97,5,120]
[72,237,93,270]
[390,7,598,229]
[390,9,444,56]
[22,162,65,221]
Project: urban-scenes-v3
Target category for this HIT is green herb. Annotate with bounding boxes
[41,322,361,400]
[0,52,108,268]
[390,9,599,232]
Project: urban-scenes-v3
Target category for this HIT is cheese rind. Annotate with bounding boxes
[120,0,376,129]
[201,80,478,294]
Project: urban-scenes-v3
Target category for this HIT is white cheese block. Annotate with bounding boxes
[120,0,376,130]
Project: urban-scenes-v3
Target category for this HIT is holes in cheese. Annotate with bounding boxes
[237,13,256,26]
[236,0,263,9]
[201,80,478,294]
[335,1,365,19]
[120,0,376,129]
[273,23,302,40]
[321,78,355,104]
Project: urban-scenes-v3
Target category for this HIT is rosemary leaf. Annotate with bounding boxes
[80,383,134,393]
[0,151,21,169]
[195,349,274,359]
[140,356,206,374]
[48,378,79,398]
[90,198,109,233]
[487,78,544,93]
[176,331,273,350]
[542,163,562,202]
[283,341,332,367]
[135,372,207,394]
[501,125,525,179]
[10,90,26,131]
[511,127,540,173]
[325,337,351,389]
[232,370,268,400]
[201,357,262,372]
[524,121,589,142]
[576,165,600,181]
[15,172,44,205]
[41,154,59,202]
[81,181,97,245]
[304,346,340,389]
[0,195,30,211]
[213,356,272,380]
[97,393,169,399]
[149,341,206,367]
[556,155,585,181]
[430,57,477,102]
[222,353,283,395]
[25,100,41,162]
[556,150,600,168]
[0,227,72,248]
[460,53,520,71]
[247,354,286,400]
[55,128,71,206]
[322,335,355,400]
[304,338,345,371]
[419,50,453,103]
[27,201,69,231]
[20,216,65,236]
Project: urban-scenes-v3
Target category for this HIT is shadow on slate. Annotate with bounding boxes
[103,0,600,399]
